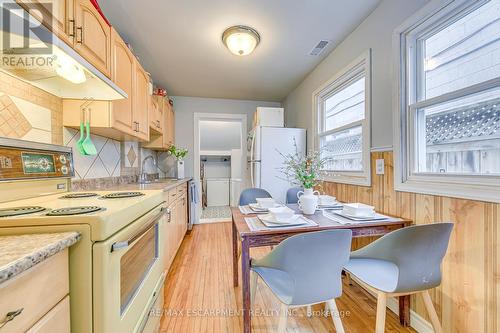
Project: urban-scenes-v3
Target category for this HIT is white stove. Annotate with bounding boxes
[0,138,167,333]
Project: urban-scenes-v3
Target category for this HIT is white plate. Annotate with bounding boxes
[340,210,376,219]
[335,211,388,221]
[259,214,302,225]
[249,203,281,211]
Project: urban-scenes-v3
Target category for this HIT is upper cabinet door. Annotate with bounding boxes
[16,0,74,44]
[74,0,111,77]
[133,62,150,140]
[110,28,134,135]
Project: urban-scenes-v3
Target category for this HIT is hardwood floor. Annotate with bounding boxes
[160,222,416,333]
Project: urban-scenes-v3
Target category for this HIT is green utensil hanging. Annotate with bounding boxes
[82,107,97,155]
[76,108,87,155]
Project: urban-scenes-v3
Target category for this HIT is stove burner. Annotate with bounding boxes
[46,206,104,216]
[101,192,145,199]
[0,206,46,218]
[60,193,98,199]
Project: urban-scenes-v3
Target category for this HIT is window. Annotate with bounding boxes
[394,0,500,202]
[314,51,371,186]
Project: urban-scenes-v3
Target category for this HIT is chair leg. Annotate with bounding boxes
[375,292,387,333]
[327,299,345,333]
[422,290,442,333]
[306,305,312,317]
[277,304,288,333]
[250,272,258,305]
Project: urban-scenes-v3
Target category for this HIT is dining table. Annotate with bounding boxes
[231,204,413,333]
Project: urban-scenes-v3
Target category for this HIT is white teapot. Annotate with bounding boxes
[297,188,320,215]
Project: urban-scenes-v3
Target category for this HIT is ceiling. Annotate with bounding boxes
[99,0,381,102]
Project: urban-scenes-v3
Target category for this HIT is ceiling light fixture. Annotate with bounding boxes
[222,25,260,56]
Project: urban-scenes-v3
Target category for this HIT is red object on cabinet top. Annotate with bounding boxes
[90,0,111,26]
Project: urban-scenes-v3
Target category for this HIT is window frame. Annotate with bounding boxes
[393,0,500,203]
[313,50,372,186]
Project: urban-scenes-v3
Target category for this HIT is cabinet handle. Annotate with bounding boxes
[68,19,76,37]
[0,308,23,329]
[167,208,172,223]
[76,27,83,44]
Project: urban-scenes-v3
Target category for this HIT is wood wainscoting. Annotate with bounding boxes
[321,151,499,333]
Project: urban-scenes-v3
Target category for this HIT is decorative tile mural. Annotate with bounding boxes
[64,128,121,180]
[124,141,139,168]
[0,71,62,145]
[0,93,52,143]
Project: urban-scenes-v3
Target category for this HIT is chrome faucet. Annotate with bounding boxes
[139,155,157,184]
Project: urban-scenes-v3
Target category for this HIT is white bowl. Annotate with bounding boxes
[343,203,375,216]
[318,195,336,205]
[256,198,276,208]
[268,206,295,221]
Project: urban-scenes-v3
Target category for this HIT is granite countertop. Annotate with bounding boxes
[0,232,80,284]
[73,177,192,192]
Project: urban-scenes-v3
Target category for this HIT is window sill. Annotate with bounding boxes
[395,178,500,203]
[321,173,371,187]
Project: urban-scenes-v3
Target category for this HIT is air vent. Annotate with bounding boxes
[309,40,330,56]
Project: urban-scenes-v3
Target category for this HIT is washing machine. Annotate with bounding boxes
[206,178,230,206]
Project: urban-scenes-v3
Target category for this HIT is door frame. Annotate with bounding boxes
[193,113,248,212]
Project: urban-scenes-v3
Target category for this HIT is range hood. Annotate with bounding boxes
[0,0,126,100]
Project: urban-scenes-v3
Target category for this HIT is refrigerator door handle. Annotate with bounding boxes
[250,161,254,187]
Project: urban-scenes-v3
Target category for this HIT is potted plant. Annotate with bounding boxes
[279,141,329,214]
[168,145,188,179]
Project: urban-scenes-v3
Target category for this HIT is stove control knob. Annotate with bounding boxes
[59,155,67,164]
[61,165,68,175]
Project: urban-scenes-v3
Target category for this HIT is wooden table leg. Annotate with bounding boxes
[241,237,251,333]
[232,220,239,287]
[399,295,410,326]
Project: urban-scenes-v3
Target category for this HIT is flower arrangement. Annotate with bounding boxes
[167,145,188,160]
[279,140,330,189]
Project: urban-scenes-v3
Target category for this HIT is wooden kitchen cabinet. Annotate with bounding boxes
[73,0,111,77]
[133,62,150,141]
[63,30,151,142]
[0,250,70,333]
[143,96,168,149]
[163,184,188,273]
[109,28,135,136]
[164,101,175,147]
[17,0,111,77]
[16,0,74,45]
[149,95,163,134]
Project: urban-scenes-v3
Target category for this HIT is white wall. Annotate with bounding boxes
[200,120,242,152]
[169,96,281,177]
[283,0,429,149]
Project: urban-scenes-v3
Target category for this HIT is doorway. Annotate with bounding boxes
[194,113,247,223]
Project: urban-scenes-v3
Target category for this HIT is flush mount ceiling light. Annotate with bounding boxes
[222,25,260,56]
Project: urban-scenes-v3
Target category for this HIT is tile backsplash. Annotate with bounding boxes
[64,128,121,180]
[1,71,167,181]
[0,71,62,145]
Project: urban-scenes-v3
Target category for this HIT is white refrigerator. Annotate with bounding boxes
[248,126,306,204]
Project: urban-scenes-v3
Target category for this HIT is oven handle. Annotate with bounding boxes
[111,203,168,252]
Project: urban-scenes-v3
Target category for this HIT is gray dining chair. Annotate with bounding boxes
[343,223,453,333]
[285,187,303,204]
[238,188,272,206]
[251,229,352,333]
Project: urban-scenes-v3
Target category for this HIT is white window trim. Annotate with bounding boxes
[393,0,500,203]
[312,50,372,186]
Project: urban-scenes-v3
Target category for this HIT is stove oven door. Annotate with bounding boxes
[92,202,168,333]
